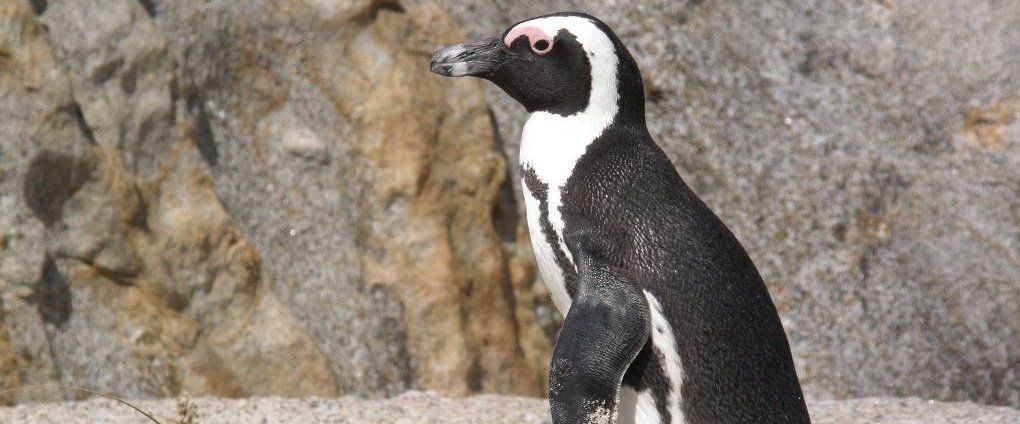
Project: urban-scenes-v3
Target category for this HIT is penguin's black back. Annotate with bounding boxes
[560,122,810,423]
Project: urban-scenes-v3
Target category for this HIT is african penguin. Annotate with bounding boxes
[431,12,810,424]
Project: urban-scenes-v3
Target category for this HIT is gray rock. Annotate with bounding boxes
[416,0,1020,407]
[1,0,549,404]
[148,0,550,397]
[2,0,338,402]
[1,0,1016,409]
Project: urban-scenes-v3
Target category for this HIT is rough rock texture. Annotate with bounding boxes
[1,0,1017,410]
[0,0,547,404]
[149,0,549,397]
[419,0,1020,407]
[0,393,1018,424]
[1,0,337,402]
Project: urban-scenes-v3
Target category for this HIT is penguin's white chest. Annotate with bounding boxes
[521,185,572,314]
[519,112,602,314]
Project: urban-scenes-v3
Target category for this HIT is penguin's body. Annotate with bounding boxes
[431,13,810,424]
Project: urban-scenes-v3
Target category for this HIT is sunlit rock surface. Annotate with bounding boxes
[0,0,547,403]
[0,0,1016,408]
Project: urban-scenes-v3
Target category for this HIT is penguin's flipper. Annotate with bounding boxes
[549,235,651,424]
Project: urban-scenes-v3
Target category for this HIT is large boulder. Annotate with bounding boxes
[421,0,1019,406]
[0,0,548,403]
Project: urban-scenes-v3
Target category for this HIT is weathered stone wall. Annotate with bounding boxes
[0,0,1016,408]
[0,0,548,403]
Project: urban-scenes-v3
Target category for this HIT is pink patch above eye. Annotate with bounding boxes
[504,26,554,53]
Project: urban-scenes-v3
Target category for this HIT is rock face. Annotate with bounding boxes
[418,0,1020,407]
[151,0,551,398]
[0,0,338,402]
[0,0,547,404]
[0,0,1016,410]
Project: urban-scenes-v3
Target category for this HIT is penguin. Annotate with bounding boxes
[430,12,811,424]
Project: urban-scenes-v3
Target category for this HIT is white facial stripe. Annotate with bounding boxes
[517,16,620,300]
[644,291,686,424]
[510,16,620,134]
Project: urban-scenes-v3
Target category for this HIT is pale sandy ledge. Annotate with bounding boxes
[1,391,1017,423]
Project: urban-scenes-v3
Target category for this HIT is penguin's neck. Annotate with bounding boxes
[517,55,646,314]
[517,78,628,273]
[523,41,611,163]
[519,48,646,178]
[518,106,616,314]
[519,112,608,185]
[518,86,644,185]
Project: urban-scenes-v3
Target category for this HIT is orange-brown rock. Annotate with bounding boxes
[2,0,338,401]
[0,0,549,403]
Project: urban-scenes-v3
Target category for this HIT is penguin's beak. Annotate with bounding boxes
[430,36,507,78]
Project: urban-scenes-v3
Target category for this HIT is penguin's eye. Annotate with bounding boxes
[504,26,555,55]
[531,39,552,55]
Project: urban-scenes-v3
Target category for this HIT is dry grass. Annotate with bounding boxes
[0,384,166,423]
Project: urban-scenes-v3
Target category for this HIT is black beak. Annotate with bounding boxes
[430,36,507,78]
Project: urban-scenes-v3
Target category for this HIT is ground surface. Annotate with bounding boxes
[0,391,1017,423]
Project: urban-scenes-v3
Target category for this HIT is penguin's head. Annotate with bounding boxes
[430,12,644,122]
